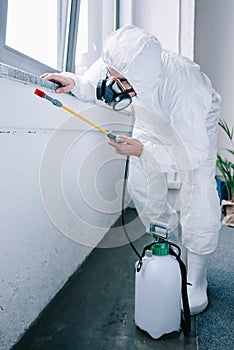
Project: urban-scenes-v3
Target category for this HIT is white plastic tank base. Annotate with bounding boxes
[135,254,182,339]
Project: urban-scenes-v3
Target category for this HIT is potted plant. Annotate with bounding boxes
[216,119,234,227]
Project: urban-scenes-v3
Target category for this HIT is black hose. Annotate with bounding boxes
[121,156,141,259]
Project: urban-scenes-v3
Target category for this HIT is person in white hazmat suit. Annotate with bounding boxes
[42,25,222,315]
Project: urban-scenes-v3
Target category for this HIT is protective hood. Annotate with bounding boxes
[102,25,162,96]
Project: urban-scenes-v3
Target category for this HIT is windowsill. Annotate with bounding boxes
[0,61,59,91]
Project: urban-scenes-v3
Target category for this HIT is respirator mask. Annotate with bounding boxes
[96,76,136,111]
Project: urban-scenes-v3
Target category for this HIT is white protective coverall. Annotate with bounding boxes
[65,25,221,256]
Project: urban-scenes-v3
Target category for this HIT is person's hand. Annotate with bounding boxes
[107,135,144,157]
[40,73,75,94]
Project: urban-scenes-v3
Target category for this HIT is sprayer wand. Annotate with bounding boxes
[34,89,122,143]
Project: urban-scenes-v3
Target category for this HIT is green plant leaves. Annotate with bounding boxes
[217,119,234,201]
[218,119,234,141]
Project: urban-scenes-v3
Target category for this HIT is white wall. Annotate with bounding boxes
[194,0,234,157]
[134,0,180,52]
[0,76,132,350]
[120,0,195,59]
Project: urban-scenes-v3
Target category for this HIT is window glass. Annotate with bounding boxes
[75,0,88,74]
[6,0,57,69]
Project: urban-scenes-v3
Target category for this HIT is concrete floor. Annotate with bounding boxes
[12,209,197,350]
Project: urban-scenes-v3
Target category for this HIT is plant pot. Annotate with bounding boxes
[221,200,234,228]
[215,176,229,204]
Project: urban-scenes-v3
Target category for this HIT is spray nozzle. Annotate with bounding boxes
[34,89,62,107]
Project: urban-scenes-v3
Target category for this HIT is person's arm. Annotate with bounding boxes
[41,58,106,102]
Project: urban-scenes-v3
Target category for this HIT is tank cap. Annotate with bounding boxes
[151,243,169,256]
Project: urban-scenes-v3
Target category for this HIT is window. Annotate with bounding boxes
[0,0,76,75]
[0,0,119,76]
